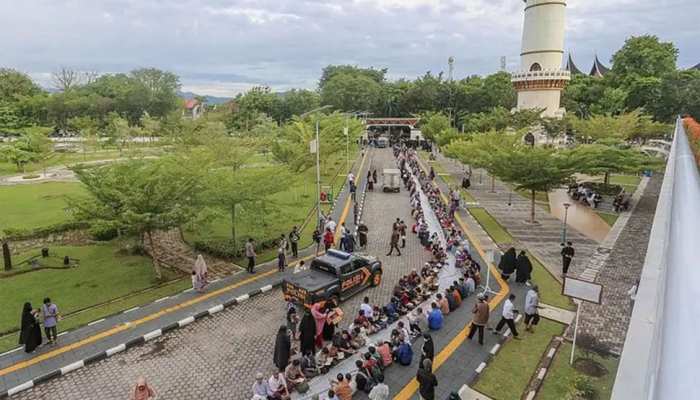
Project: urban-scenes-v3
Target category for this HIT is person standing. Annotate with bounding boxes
[323,228,335,251]
[498,247,517,281]
[399,220,407,248]
[19,302,42,353]
[313,228,322,256]
[561,242,575,276]
[129,377,157,400]
[193,254,208,291]
[41,297,59,345]
[298,309,317,355]
[372,169,377,184]
[325,217,337,234]
[289,226,300,258]
[524,286,541,333]
[416,359,438,400]
[277,234,287,272]
[245,238,256,274]
[493,294,519,338]
[420,333,434,366]
[273,325,291,372]
[386,229,401,256]
[467,295,489,345]
[515,251,532,284]
[357,221,369,249]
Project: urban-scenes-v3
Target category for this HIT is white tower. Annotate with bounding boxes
[511,0,570,118]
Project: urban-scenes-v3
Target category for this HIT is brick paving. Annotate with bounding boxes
[9,148,438,400]
[577,174,662,354]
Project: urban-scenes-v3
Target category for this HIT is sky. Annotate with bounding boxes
[1,0,698,97]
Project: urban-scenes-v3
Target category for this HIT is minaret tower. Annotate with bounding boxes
[511,0,570,118]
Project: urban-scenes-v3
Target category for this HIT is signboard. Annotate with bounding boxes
[563,277,603,304]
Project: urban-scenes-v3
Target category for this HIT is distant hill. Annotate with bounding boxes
[178,91,232,105]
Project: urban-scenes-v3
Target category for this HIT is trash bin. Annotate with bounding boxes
[41,248,49,257]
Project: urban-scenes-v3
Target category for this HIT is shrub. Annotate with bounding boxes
[573,376,596,399]
[4,222,90,240]
[88,224,119,241]
[21,174,41,179]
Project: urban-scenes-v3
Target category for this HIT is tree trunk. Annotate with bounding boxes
[490,175,496,193]
[530,190,536,224]
[146,230,162,280]
[604,171,610,185]
[2,241,12,271]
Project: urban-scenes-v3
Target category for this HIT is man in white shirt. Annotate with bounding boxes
[348,172,355,185]
[368,375,390,400]
[493,294,519,338]
[360,297,374,319]
[524,286,541,333]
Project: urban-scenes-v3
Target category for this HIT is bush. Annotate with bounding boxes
[88,224,119,241]
[22,174,41,180]
[4,222,90,240]
[194,237,279,260]
[572,376,596,399]
[582,182,623,196]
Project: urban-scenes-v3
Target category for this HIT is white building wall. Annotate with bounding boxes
[516,90,562,117]
[521,0,567,70]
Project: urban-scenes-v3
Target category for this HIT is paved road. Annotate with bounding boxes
[12,148,437,400]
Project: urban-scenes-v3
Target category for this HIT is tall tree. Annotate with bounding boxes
[320,72,382,113]
[52,67,82,92]
[0,69,41,101]
[319,65,386,90]
[611,35,678,85]
[571,144,657,185]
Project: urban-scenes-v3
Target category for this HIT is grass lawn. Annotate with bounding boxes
[0,182,86,231]
[538,342,619,400]
[527,252,574,310]
[475,319,566,399]
[0,244,186,352]
[608,174,641,189]
[468,207,515,244]
[597,212,619,227]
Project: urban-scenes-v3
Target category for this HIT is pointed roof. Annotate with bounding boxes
[565,53,583,75]
[691,63,700,70]
[590,55,610,77]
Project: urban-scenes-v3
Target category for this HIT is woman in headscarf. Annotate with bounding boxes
[193,254,208,291]
[129,377,157,400]
[311,302,328,348]
[498,247,517,281]
[322,298,341,342]
[298,309,316,355]
[19,302,42,353]
[273,325,291,372]
[515,251,533,284]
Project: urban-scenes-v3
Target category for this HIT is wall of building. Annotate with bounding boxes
[521,0,567,70]
[516,89,562,117]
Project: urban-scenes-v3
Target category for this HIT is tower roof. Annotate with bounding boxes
[590,55,610,77]
[565,53,583,75]
[691,62,700,70]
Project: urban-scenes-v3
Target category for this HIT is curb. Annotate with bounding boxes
[0,281,283,399]
[522,336,564,400]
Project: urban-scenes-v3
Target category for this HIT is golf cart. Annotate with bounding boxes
[382,168,401,193]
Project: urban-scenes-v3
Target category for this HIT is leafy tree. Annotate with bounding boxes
[0,128,51,172]
[419,112,453,142]
[611,35,678,85]
[273,89,321,122]
[571,144,657,184]
[541,116,573,143]
[570,111,640,143]
[72,156,205,279]
[319,65,386,90]
[129,68,181,118]
[652,70,700,122]
[68,116,100,158]
[0,69,41,101]
[320,72,382,112]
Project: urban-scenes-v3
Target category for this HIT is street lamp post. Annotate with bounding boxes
[562,202,571,243]
[301,105,333,230]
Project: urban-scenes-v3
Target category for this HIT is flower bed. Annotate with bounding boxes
[683,116,700,166]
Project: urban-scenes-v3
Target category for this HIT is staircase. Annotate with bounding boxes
[144,229,241,279]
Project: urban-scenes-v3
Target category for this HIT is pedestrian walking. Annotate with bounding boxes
[420,333,434,365]
[416,359,438,400]
[493,294,519,338]
[41,297,59,345]
[289,226,300,258]
[277,234,287,272]
[367,171,374,192]
[467,295,489,345]
[498,247,517,281]
[323,228,335,251]
[524,285,541,333]
[357,221,369,249]
[399,220,407,248]
[350,181,356,201]
[19,302,42,353]
[245,238,256,274]
[386,229,401,256]
[129,377,157,400]
[193,254,208,291]
[515,251,532,284]
[325,216,337,234]
[313,228,322,255]
[561,242,575,276]
[273,325,291,371]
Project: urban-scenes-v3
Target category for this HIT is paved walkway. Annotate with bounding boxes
[548,189,611,243]
[0,151,371,398]
[577,174,662,354]
[433,153,599,281]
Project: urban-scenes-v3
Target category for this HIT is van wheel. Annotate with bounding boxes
[372,271,382,286]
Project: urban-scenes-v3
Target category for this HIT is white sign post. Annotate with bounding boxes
[563,277,603,365]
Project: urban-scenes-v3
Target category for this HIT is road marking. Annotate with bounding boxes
[0,347,22,357]
[57,331,68,337]
[178,316,195,327]
[0,153,366,379]
[123,307,140,314]
[106,344,126,356]
[7,381,33,396]
[208,304,224,314]
[60,360,84,375]
[143,329,162,342]
[475,362,487,374]
[87,318,105,327]
[154,296,170,303]
[393,156,509,400]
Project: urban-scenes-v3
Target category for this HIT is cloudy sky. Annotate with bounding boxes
[1,0,698,97]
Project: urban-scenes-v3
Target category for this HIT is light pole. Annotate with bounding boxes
[562,202,571,243]
[301,105,333,230]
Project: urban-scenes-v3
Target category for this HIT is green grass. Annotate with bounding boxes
[538,342,619,400]
[0,182,86,231]
[475,319,566,399]
[468,207,514,244]
[596,212,619,227]
[608,174,641,188]
[0,244,184,344]
[527,252,574,310]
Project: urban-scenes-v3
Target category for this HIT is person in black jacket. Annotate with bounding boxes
[19,302,42,353]
[417,359,438,400]
[420,333,434,366]
[273,325,291,372]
